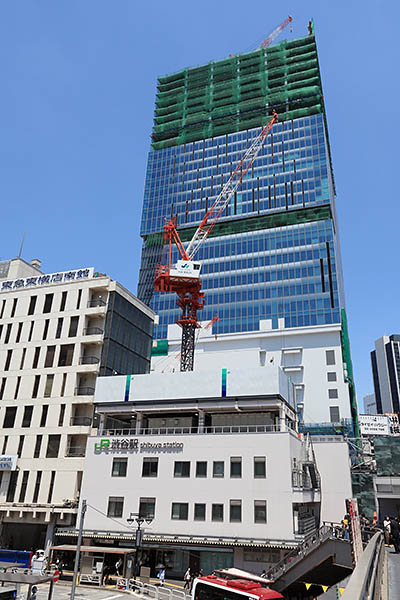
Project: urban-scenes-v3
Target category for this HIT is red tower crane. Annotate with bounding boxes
[258,16,293,49]
[154,111,278,371]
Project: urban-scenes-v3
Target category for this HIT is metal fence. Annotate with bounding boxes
[130,581,187,600]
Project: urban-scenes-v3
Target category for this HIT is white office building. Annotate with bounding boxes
[152,319,355,427]
[0,257,154,551]
[56,365,352,577]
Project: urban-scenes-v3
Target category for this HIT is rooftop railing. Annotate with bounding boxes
[99,423,297,437]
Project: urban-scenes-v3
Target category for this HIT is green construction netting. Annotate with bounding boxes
[144,204,332,248]
[374,437,400,476]
[351,473,376,521]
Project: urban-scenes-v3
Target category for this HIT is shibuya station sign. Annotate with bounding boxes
[94,438,184,453]
[0,268,94,293]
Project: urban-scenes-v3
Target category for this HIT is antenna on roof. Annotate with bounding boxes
[17,231,26,258]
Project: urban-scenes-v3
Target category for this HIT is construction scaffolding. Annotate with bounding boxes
[152,35,322,151]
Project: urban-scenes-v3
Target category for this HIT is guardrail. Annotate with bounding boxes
[341,532,385,599]
[129,581,186,600]
[100,424,294,437]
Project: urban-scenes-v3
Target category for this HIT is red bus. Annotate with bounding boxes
[192,572,284,600]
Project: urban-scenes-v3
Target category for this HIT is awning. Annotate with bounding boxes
[50,545,136,554]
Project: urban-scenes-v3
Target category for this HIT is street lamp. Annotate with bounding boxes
[127,512,153,580]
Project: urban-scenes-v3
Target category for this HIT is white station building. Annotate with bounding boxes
[58,364,352,577]
[0,257,154,551]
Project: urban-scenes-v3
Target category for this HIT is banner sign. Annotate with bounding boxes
[0,455,18,470]
[0,268,94,293]
[359,414,390,436]
[385,413,400,436]
[346,498,363,565]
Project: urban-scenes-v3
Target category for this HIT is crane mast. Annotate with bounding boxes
[155,111,278,372]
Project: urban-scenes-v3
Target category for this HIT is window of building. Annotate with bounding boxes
[17,436,25,458]
[174,461,190,477]
[47,471,56,503]
[0,378,6,400]
[254,457,266,478]
[60,373,67,397]
[55,318,63,339]
[194,503,206,521]
[22,406,33,428]
[139,498,156,519]
[60,292,67,312]
[230,500,242,522]
[14,377,21,400]
[171,502,188,520]
[32,471,42,503]
[139,497,156,519]
[46,435,61,458]
[32,375,40,399]
[16,322,23,343]
[212,504,224,522]
[44,375,54,398]
[28,296,37,316]
[58,403,66,427]
[330,406,340,423]
[2,436,8,454]
[33,435,42,458]
[326,350,335,365]
[32,347,41,368]
[213,461,224,477]
[142,457,158,477]
[6,471,18,503]
[3,407,17,428]
[10,298,17,318]
[4,350,12,371]
[112,457,128,477]
[58,344,74,367]
[40,405,48,427]
[0,324,3,342]
[76,290,82,310]
[68,316,79,337]
[0,299,5,319]
[327,372,337,382]
[4,324,12,344]
[230,457,242,478]
[328,389,338,399]
[254,500,267,523]
[42,319,50,341]
[43,294,54,314]
[20,348,26,370]
[44,346,56,368]
[196,461,207,477]
[18,471,29,503]
[28,321,34,342]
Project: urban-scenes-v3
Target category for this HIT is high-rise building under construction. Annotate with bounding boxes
[138,30,358,431]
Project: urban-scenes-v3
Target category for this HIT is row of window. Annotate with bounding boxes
[111,457,266,479]
[1,343,76,372]
[0,316,81,345]
[0,290,83,321]
[1,432,62,458]
[0,403,65,430]
[107,496,267,524]
[0,469,58,504]
[0,372,69,401]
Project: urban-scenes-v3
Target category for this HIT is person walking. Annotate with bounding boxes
[384,515,391,545]
[158,567,165,585]
[115,557,123,577]
[390,517,400,553]
[184,568,191,590]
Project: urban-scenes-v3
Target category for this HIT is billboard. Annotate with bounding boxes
[385,413,400,436]
[359,414,390,436]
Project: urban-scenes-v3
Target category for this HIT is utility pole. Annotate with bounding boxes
[70,499,87,600]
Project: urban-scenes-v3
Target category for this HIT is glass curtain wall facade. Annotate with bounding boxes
[138,34,345,340]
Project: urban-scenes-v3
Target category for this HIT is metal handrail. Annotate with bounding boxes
[99,424,289,437]
[70,416,92,426]
[341,532,385,599]
[87,299,106,308]
[74,386,95,396]
[79,356,100,365]
[65,446,86,457]
[83,327,104,335]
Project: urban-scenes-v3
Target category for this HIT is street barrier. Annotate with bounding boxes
[341,532,385,600]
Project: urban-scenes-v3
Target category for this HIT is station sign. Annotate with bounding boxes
[0,455,18,470]
[359,414,390,436]
[0,267,94,293]
[94,438,184,453]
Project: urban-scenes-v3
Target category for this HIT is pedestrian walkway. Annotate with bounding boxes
[387,548,400,599]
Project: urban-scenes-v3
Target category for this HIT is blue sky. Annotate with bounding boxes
[1,1,399,409]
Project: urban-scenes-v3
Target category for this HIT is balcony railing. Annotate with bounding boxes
[87,299,107,308]
[83,327,104,336]
[74,386,95,396]
[65,446,86,457]
[70,416,92,427]
[99,424,293,437]
[79,356,100,365]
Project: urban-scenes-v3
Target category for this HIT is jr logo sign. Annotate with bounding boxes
[94,439,110,451]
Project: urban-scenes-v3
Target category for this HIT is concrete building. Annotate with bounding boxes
[55,366,352,577]
[363,394,377,415]
[152,319,352,426]
[370,335,400,415]
[0,257,154,551]
[138,31,358,430]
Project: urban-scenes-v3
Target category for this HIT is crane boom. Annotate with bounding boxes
[258,16,293,49]
[185,110,278,260]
